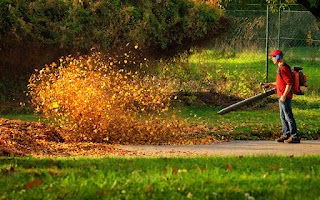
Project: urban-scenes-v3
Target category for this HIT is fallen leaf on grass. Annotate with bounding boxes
[1,166,15,175]
[145,185,153,192]
[172,167,178,174]
[26,179,42,189]
[226,164,232,171]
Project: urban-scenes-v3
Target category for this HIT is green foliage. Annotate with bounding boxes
[0,0,223,51]
[1,156,320,199]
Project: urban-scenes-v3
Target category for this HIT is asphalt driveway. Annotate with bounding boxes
[117,140,320,157]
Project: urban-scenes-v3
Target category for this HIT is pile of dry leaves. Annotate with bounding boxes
[0,118,219,157]
[0,118,135,157]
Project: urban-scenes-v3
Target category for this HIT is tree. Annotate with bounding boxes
[221,0,320,29]
[271,0,320,30]
[295,0,320,28]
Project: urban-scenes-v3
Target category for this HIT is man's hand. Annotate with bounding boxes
[280,95,286,102]
[261,83,271,88]
[281,85,292,102]
[261,82,276,88]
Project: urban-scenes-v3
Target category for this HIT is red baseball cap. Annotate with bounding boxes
[269,49,283,57]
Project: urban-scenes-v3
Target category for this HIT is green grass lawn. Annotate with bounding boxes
[0,114,39,122]
[1,156,319,200]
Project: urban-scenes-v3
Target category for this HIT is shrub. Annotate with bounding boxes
[1,0,224,51]
[1,0,229,101]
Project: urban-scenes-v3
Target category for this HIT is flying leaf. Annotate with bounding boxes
[52,102,59,109]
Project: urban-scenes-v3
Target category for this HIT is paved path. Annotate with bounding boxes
[117,140,320,157]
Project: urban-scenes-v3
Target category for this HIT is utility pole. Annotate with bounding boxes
[278,0,281,49]
[265,4,270,83]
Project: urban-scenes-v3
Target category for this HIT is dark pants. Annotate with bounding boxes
[279,98,299,139]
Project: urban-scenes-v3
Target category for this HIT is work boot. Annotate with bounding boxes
[275,135,288,143]
[284,136,300,143]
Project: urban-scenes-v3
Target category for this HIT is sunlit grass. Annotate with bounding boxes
[188,47,320,95]
[1,156,319,200]
[285,46,320,59]
[189,49,266,65]
[0,114,39,122]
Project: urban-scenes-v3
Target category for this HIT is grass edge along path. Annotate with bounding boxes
[1,155,319,200]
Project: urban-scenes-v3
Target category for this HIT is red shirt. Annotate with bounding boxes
[276,64,293,98]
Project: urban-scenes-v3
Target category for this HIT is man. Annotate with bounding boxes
[263,49,300,143]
